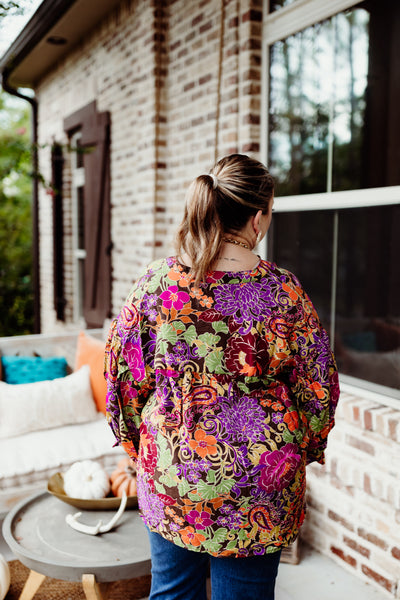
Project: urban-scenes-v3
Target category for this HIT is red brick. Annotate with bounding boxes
[361,565,395,593]
[199,73,212,85]
[242,9,262,23]
[226,44,239,58]
[353,405,360,421]
[226,145,239,155]
[199,21,212,34]
[364,473,372,495]
[192,13,203,27]
[357,528,388,550]
[243,113,260,125]
[241,38,262,51]
[228,16,239,28]
[391,546,400,560]
[206,30,219,42]
[178,47,188,59]
[345,435,375,455]
[185,31,195,43]
[241,142,260,153]
[364,410,373,431]
[183,81,195,92]
[327,510,354,532]
[242,68,261,82]
[388,418,398,441]
[343,536,370,558]
[330,546,357,568]
[242,82,261,96]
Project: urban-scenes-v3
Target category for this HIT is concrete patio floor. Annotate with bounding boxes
[0,520,387,599]
[276,543,387,600]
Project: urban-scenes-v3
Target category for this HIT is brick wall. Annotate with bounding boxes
[35,0,263,330]
[303,391,400,597]
[32,1,400,596]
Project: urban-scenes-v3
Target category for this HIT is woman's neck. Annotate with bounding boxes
[179,245,260,273]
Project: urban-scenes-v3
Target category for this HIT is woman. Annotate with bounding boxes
[104,154,339,600]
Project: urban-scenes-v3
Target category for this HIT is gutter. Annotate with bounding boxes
[1,70,40,333]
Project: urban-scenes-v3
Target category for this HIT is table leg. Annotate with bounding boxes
[19,570,46,600]
[82,574,110,600]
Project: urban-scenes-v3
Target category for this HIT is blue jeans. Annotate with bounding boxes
[147,529,281,600]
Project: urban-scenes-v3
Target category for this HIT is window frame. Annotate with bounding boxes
[261,0,400,405]
[70,130,87,326]
[64,100,112,329]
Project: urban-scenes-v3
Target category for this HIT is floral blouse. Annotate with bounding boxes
[104,257,339,557]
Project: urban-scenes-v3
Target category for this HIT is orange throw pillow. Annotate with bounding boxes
[75,331,107,415]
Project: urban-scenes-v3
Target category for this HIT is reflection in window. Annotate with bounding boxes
[269,0,299,12]
[269,8,369,195]
[267,210,333,329]
[336,205,400,390]
[269,206,400,391]
[269,1,400,196]
[76,185,86,320]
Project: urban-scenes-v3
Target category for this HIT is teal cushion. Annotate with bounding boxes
[1,356,68,384]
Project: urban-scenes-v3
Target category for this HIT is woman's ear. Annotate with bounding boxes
[252,209,263,234]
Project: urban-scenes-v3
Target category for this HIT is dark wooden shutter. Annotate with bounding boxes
[64,102,112,328]
[51,142,66,321]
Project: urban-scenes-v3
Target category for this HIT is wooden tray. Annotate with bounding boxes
[47,472,138,510]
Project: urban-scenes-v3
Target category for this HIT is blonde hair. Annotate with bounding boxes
[175,154,274,284]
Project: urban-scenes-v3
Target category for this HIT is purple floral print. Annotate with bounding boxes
[104,257,339,557]
[258,444,301,493]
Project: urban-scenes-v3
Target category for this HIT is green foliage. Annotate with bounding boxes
[0,92,34,335]
[0,2,24,18]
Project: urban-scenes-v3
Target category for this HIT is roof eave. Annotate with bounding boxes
[0,0,77,89]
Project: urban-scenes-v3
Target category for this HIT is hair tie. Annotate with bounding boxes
[209,173,218,189]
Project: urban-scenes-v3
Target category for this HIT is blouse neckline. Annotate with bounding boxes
[173,256,264,279]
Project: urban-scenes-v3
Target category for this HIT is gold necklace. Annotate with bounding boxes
[223,237,251,250]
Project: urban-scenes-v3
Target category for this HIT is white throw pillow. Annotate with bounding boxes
[0,365,99,439]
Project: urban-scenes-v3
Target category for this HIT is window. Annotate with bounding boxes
[64,102,112,329]
[71,132,87,323]
[51,142,65,321]
[263,0,400,399]
[269,0,300,14]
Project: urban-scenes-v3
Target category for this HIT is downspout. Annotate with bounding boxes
[1,69,40,333]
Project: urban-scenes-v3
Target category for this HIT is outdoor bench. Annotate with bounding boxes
[0,329,124,517]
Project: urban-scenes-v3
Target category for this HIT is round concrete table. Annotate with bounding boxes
[2,491,151,600]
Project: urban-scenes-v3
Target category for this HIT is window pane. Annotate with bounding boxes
[267,211,334,332]
[268,0,400,195]
[269,20,334,195]
[76,138,84,169]
[269,0,299,12]
[335,205,400,390]
[268,206,400,391]
[77,186,85,250]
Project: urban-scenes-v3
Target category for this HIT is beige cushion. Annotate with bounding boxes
[0,417,124,481]
[0,365,98,439]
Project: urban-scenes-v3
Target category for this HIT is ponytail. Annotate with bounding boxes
[175,154,274,285]
[175,175,224,285]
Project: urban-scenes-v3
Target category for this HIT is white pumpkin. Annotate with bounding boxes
[63,460,111,499]
[0,553,10,600]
